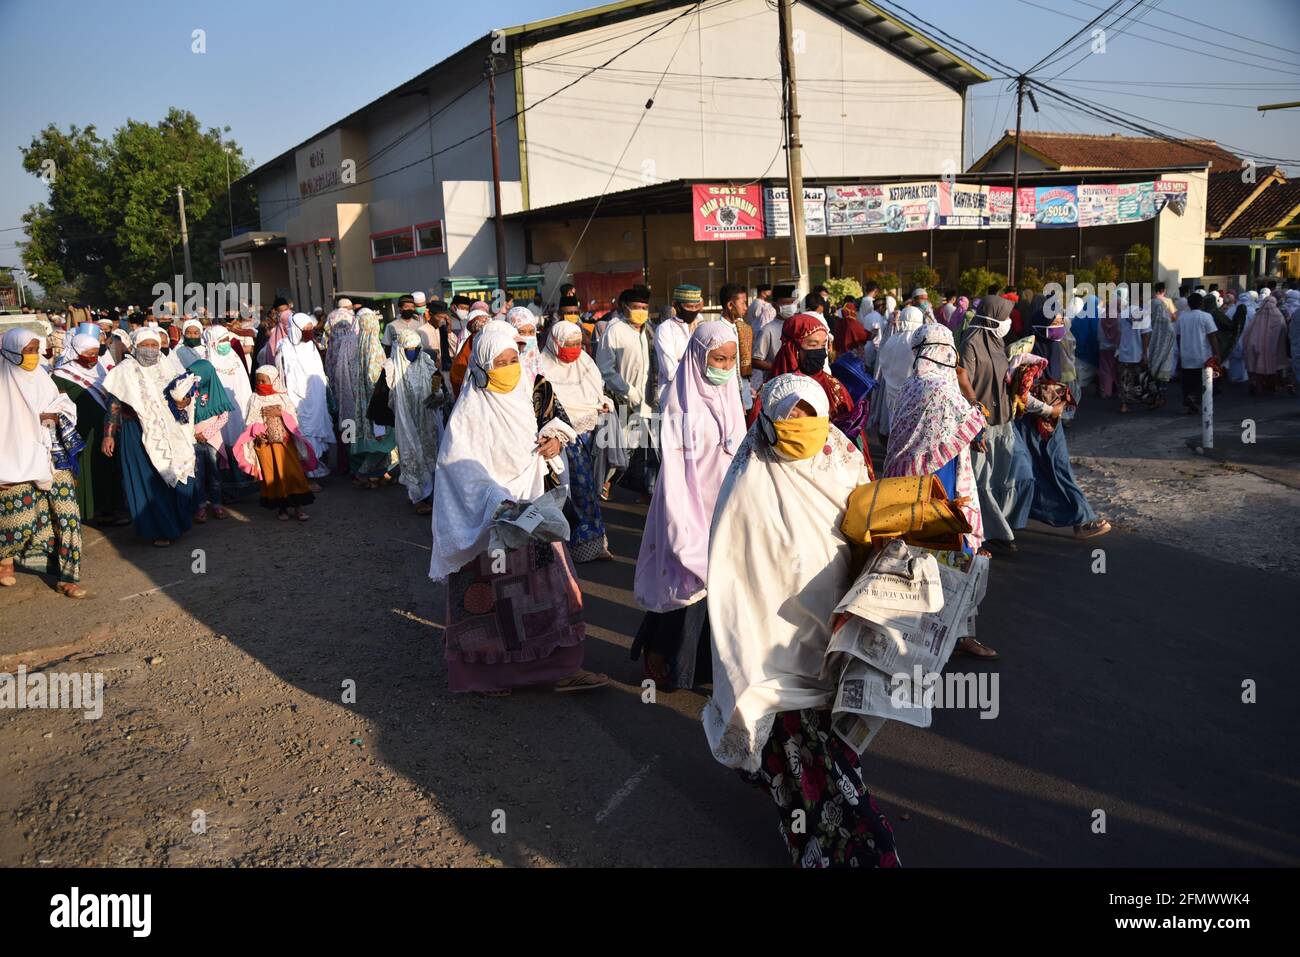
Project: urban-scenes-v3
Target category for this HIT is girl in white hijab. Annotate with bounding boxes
[872,303,926,439]
[202,325,252,450]
[430,324,604,697]
[275,313,332,479]
[704,373,897,868]
[101,327,199,546]
[175,318,207,368]
[536,318,611,562]
[0,328,87,596]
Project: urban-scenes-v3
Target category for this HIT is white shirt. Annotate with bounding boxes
[1176,309,1217,369]
[753,317,786,385]
[1117,310,1150,364]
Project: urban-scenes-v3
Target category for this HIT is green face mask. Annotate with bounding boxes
[215,342,233,356]
[183,336,202,347]
[415,306,427,316]
[704,364,735,386]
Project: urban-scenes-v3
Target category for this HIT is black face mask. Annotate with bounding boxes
[400,309,416,319]
[797,347,827,375]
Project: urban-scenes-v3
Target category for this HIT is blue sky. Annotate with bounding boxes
[2,0,1298,268]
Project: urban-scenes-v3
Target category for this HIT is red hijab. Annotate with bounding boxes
[770,312,851,415]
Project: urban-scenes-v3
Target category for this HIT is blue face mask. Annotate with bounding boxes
[518,335,538,354]
[404,348,421,362]
[704,364,735,386]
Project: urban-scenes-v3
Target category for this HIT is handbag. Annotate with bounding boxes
[840,475,970,550]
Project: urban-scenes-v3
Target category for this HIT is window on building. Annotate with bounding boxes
[371,229,415,261]
[415,221,444,255]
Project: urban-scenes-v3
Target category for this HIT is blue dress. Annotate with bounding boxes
[1014,418,1096,528]
[118,417,197,540]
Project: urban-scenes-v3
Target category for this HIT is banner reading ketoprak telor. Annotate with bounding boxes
[692,184,764,241]
[882,181,941,232]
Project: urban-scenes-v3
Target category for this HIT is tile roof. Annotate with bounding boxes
[1218,179,1300,239]
[970,131,1241,172]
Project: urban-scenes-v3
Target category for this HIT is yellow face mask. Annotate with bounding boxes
[772,415,829,460]
[486,362,521,394]
[627,309,649,326]
[560,313,580,323]
[20,353,41,372]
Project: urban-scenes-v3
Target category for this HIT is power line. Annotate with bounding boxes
[1026,0,1127,75]
[1044,0,1158,82]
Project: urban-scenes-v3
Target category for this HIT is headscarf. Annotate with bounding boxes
[385,329,441,499]
[1,328,76,485]
[197,325,252,447]
[102,329,196,487]
[537,319,605,433]
[770,312,850,414]
[429,324,549,581]
[324,308,361,428]
[876,303,926,419]
[506,304,541,379]
[174,318,208,369]
[1242,295,1288,375]
[832,311,869,354]
[53,333,110,408]
[959,315,1012,426]
[188,359,235,423]
[702,373,870,772]
[276,313,330,442]
[59,321,99,365]
[634,321,745,613]
[884,323,985,478]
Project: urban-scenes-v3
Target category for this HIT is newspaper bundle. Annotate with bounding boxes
[827,543,990,753]
[489,485,571,552]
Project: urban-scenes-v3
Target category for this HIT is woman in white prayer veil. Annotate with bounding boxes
[703,373,898,869]
[871,303,925,440]
[275,312,332,479]
[430,324,606,698]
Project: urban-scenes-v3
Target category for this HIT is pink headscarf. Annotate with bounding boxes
[633,321,745,613]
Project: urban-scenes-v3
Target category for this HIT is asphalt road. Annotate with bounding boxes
[2,397,1297,867]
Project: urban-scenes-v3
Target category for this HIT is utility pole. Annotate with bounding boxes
[485,56,509,303]
[777,0,808,297]
[176,184,193,285]
[1007,75,1026,288]
[225,148,235,238]
[1257,101,1300,112]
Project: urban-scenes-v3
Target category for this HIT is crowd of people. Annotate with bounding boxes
[5,270,1297,867]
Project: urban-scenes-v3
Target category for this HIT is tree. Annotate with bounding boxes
[908,265,940,298]
[957,266,1005,298]
[823,276,863,305]
[20,108,256,303]
[1122,243,1153,283]
[1017,265,1044,294]
[868,272,901,298]
[1092,256,1119,285]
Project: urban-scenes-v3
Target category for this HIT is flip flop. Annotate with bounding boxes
[554,670,610,693]
[1074,520,1111,540]
[296,512,310,522]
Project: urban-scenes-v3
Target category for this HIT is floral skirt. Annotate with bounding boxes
[742,709,899,868]
[0,472,82,583]
[567,432,608,562]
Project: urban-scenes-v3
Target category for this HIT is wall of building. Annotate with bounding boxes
[974,147,1050,174]
[1153,168,1209,287]
[518,0,965,209]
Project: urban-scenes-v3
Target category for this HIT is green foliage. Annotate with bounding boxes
[1017,265,1044,294]
[908,265,940,296]
[19,108,257,303]
[1092,256,1119,285]
[864,271,900,298]
[1072,266,1096,289]
[957,266,1005,298]
[823,276,863,304]
[1122,243,1153,282]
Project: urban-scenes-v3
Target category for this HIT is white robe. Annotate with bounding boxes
[653,318,691,408]
[276,322,332,466]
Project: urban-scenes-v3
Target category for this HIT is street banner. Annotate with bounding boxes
[882,181,941,232]
[1078,183,1119,228]
[1153,179,1189,216]
[1034,185,1079,227]
[1017,186,1037,230]
[691,184,764,241]
[1117,181,1156,223]
[938,182,989,229]
[988,186,1011,229]
[825,184,886,235]
[764,186,827,237]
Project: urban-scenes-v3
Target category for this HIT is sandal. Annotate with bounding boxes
[0,561,16,587]
[307,482,322,493]
[643,656,677,692]
[295,511,310,522]
[554,669,610,693]
[153,538,172,548]
[955,637,999,660]
[278,512,290,522]
[1074,519,1111,540]
[194,505,208,523]
[57,582,90,599]
[415,502,433,515]
[600,482,611,501]
[212,506,228,520]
